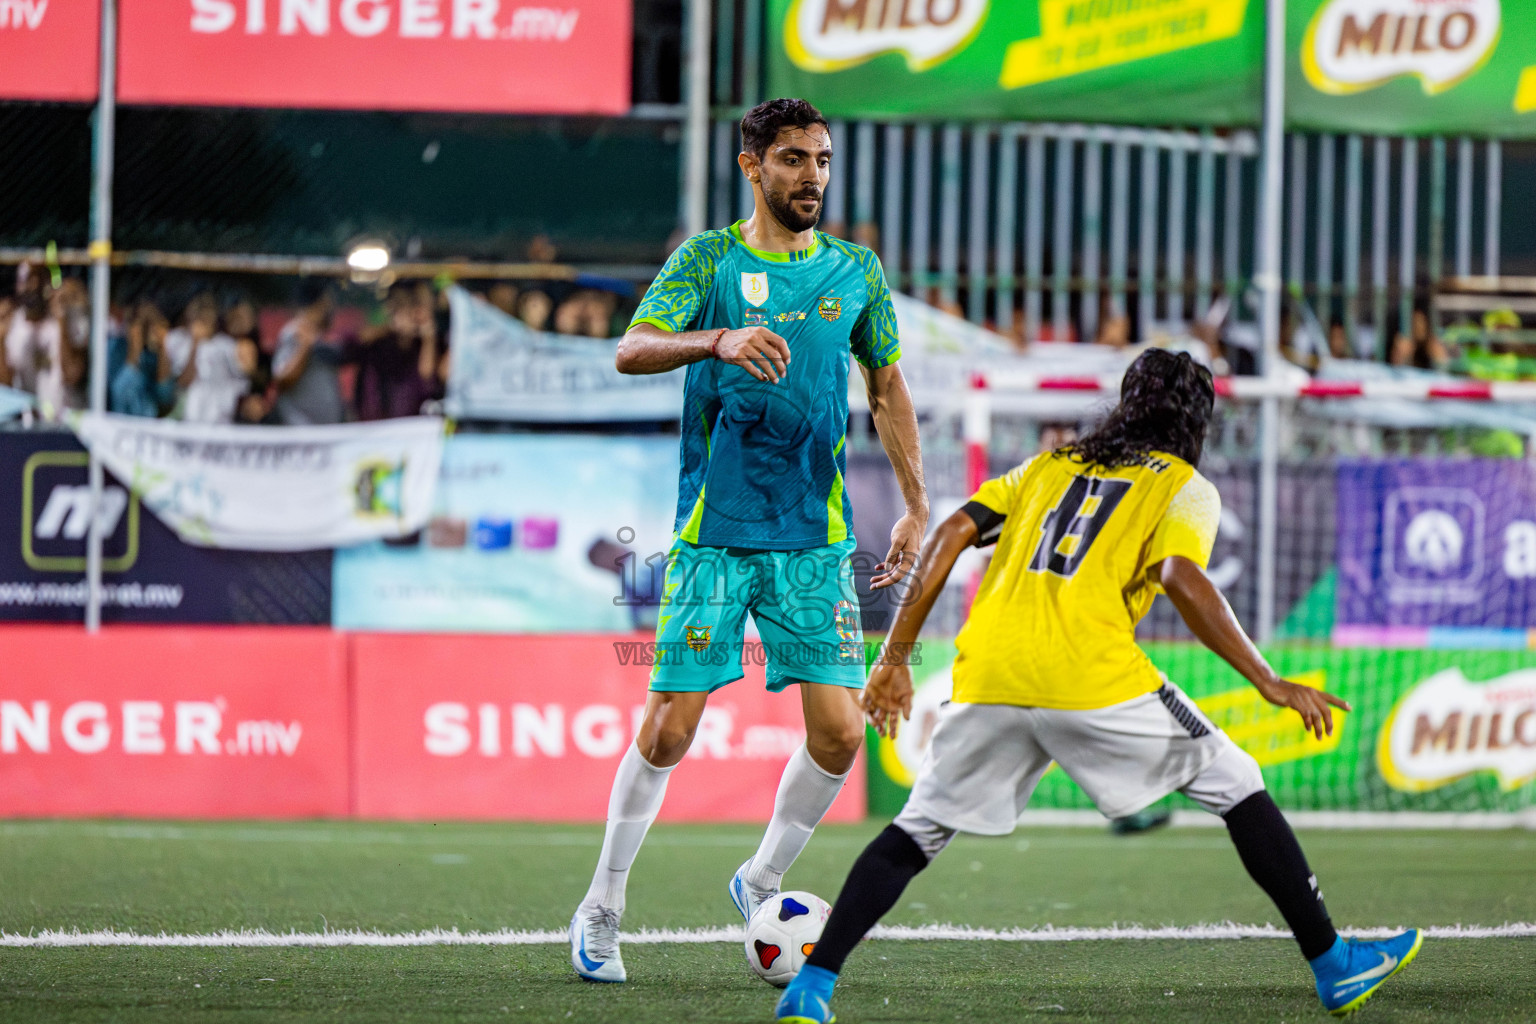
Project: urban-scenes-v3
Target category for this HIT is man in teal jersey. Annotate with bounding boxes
[570,98,928,983]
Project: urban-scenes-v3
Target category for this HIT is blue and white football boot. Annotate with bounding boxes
[730,857,777,922]
[568,902,626,983]
[1309,929,1423,1016]
[775,964,838,1024]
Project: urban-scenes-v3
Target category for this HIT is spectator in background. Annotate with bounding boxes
[1328,321,1350,361]
[4,265,86,417]
[110,301,176,417]
[486,281,518,317]
[272,280,345,425]
[553,288,619,338]
[221,298,273,424]
[0,291,14,387]
[1391,308,1450,371]
[183,297,254,424]
[516,288,554,332]
[165,292,220,398]
[347,282,442,421]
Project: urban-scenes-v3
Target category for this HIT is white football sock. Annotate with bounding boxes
[744,743,850,890]
[583,743,676,913]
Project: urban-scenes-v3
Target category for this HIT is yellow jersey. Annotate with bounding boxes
[951,449,1221,710]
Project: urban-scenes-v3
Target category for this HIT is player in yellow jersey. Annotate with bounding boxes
[775,350,1421,1024]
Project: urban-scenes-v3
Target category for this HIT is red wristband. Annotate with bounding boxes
[707,328,726,359]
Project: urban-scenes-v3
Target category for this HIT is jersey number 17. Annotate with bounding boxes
[1028,476,1133,578]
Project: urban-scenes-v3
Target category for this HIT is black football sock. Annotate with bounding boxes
[804,823,931,974]
[1223,791,1338,960]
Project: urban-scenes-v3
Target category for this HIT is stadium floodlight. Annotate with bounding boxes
[346,242,391,274]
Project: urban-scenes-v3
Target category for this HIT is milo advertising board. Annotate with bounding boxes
[867,641,1536,816]
[768,0,1536,136]
[1290,0,1536,136]
[768,0,1264,125]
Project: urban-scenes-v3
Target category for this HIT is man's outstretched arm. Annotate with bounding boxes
[862,509,976,739]
[1158,555,1351,738]
[861,361,928,590]
[614,323,791,381]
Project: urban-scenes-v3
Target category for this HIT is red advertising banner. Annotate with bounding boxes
[118,0,631,113]
[0,626,349,817]
[0,0,99,101]
[352,633,868,822]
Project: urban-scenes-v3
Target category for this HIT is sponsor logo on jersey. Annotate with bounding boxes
[741,272,770,308]
[744,311,768,327]
[1303,0,1501,97]
[773,311,806,323]
[686,623,711,652]
[818,296,841,321]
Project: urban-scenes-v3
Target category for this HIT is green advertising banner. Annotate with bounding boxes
[767,0,1263,125]
[768,0,1536,136]
[867,642,1536,816]
[1289,0,1536,137]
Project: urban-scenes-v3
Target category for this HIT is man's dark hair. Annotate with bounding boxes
[740,98,829,160]
[1059,349,1216,468]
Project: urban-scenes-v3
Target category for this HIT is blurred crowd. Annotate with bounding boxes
[0,258,630,425]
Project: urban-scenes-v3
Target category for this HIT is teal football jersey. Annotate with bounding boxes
[630,221,901,550]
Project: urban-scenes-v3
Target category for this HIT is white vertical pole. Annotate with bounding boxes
[1138,142,1159,339]
[86,0,118,634]
[1343,134,1362,348]
[967,127,990,324]
[910,124,934,296]
[1456,137,1473,279]
[1081,135,1103,342]
[1111,140,1131,318]
[825,119,848,229]
[939,123,962,308]
[683,0,711,238]
[1256,0,1286,645]
[994,128,1018,333]
[882,124,906,287]
[1024,131,1046,342]
[1485,140,1502,278]
[1052,136,1075,341]
[1165,144,1187,324]
[1315,134,1335,330]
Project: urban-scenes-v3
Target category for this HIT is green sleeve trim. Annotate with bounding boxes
[629,316,678,333]
[854,347,902,369]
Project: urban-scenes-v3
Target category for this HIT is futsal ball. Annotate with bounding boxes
[744,891,832,987]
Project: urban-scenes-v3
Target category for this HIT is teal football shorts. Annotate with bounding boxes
[648,536,867,693]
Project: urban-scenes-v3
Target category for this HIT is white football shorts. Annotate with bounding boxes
[897,682,1264,834]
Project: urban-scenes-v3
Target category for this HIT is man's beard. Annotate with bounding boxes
[763,181,823,233]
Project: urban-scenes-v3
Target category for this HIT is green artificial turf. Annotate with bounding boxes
[0,820,1530,1022]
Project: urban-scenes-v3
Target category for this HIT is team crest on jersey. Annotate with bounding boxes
[741,272,770,307]
[818,296,841,321]
[686,623,711,652]
[744,311,768,327]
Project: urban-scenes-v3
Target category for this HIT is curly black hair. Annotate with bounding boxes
[1058,349,1216,469]
[740,98,829,160]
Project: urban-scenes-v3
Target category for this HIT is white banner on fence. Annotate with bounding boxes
[445,287,685,422]
[69,413,445,551]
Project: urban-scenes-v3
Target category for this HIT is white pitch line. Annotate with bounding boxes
[2,923,1532,948]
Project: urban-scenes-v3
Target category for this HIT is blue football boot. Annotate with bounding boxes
[775,964,837,1024]
[1310,929,1423,1016]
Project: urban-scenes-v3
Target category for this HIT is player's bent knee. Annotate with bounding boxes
[891,808,957,862]
[1182,743,1266,816]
